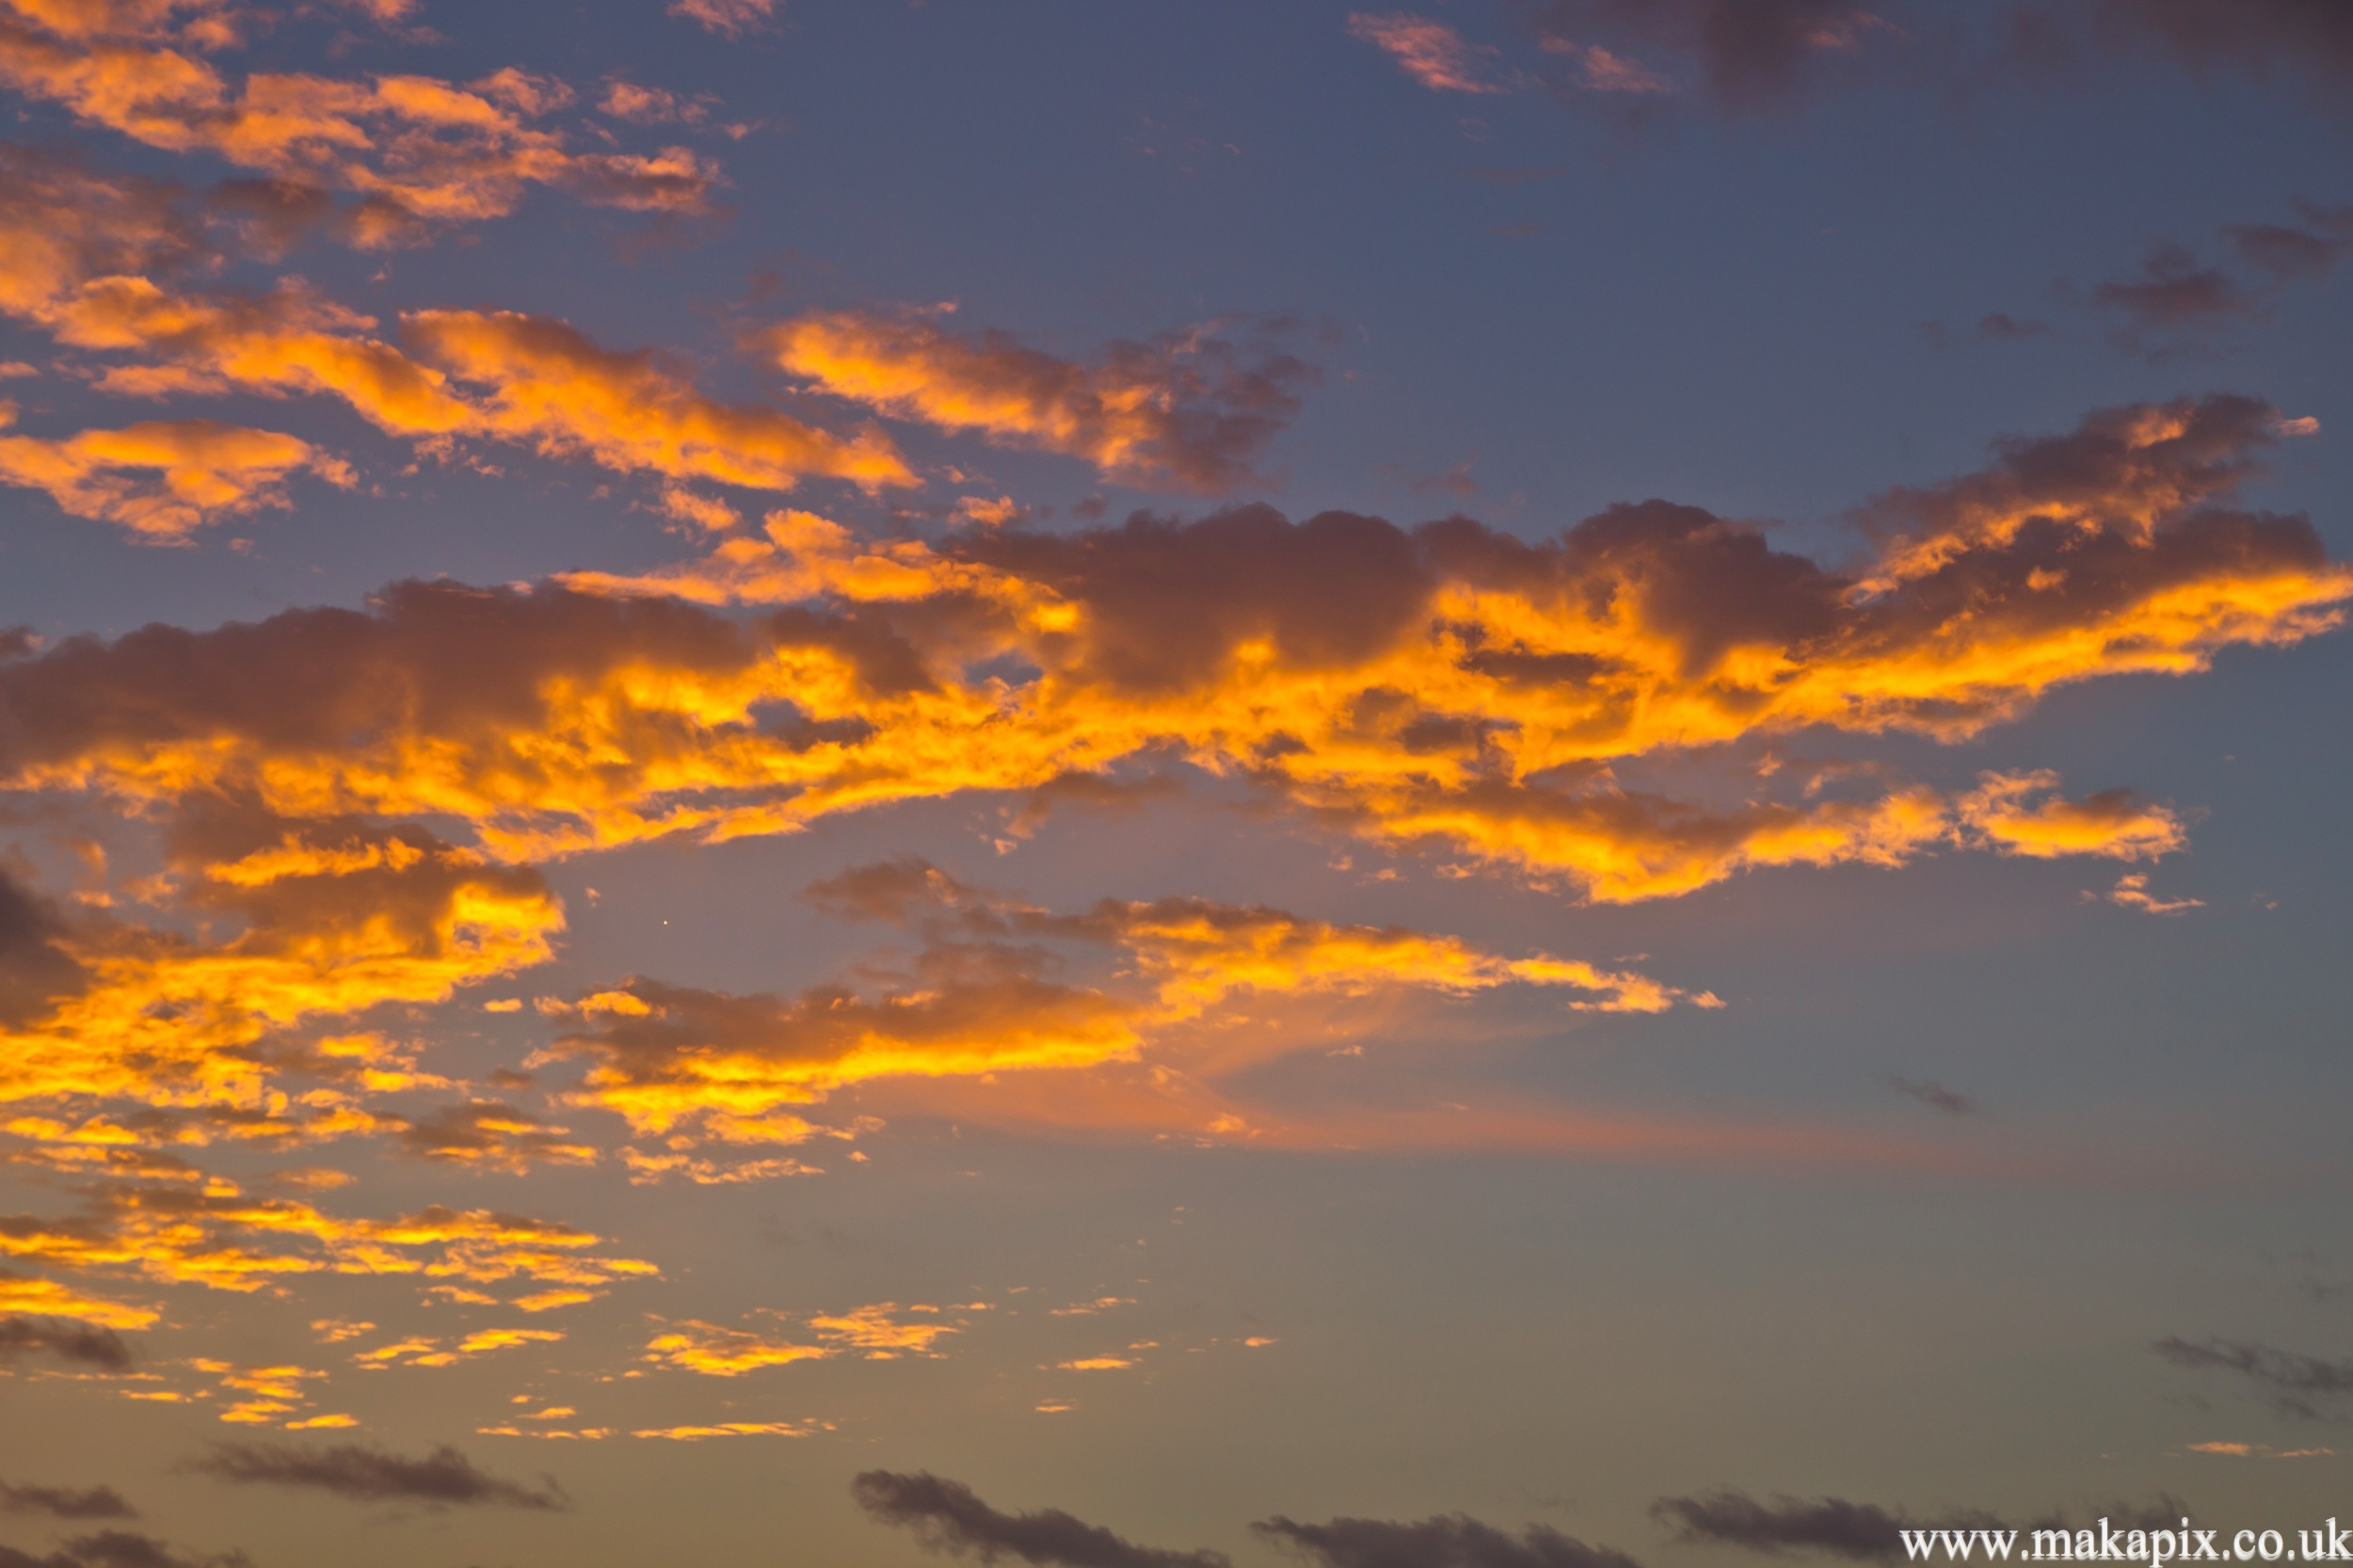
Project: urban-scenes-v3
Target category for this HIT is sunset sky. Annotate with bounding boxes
[2,4,2352,1567]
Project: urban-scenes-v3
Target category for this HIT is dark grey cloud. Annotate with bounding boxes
[2073,201,2352,349]
[0,1315,132,1370]
[0,1480,137,1520]
[854,1471,1230,1568]
[0,868,89,1030]
[1652,1494,1972,1560]
[2069,0,2353,88]
[386,1100,594,1171]
[1256,1513,1641,1568]
[2153,1336,2353,1416]
[1888,1079,1977,1116]
[186,1442,566,1511]
[1522,0,1913,113]
[0,1534,243,1568]
[1651,1493,2188,1561]
[1513,1,2353,119]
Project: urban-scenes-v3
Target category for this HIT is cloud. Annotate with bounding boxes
[2078,203,2353,349]
[403,310,914,493]
[668,0,778,38]
[0,1314,132,1368]
[0,815,566,1118]
[0,8,720,239]
[2049,0,2353,90]
[1650,1493,2194,1560]
[186,1440,566,1510]
[0,1481,136,1520]
[0,1269,157,1330]
[2095,874,2201,916]
[0,1531,246,1568]
[762,311,1313,491]
[1347,14,1510,95]
[547,863,1709,1141]
[855,1470,1232,1568]
[0,1179,656,1301]
[0,154,908,502]
[1257,1512,1641,1568]
[0,412,352,540]
[641,1319,828,1375]
[1887,1078,1976,1115]
[386,1102,600,1172]
[1955,773,2186,861]
[2153,1336,2353,1415]
[1526,1,1896,112]
[1651,1494,1960,1560]
[0,398,2339,910]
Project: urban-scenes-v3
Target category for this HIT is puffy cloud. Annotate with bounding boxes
[762,311,1312,492]
[0,820,563,1118]
[0,398,2337,904]
[0,411,352,540]
[1347,14,1509,95]
[186,1440,566,1510]
[1954,773,2186,862]
[855,1471,1232,1568]
[1256,1513,1640,1568]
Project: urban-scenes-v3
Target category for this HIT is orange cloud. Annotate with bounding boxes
[546,862,1712,1142]
[1347,13,1509,94]
[0,399,2339,904]
[2095,873,2203,916]
[0,6,720,237]
[0,1267,158,1327]
[0,163,913,503]
[0,409,352,539]
[642,1320,827,1376]
[403,310,913,493]
[631,1421,820,1440]
[1956,771,2187,860]
[664,0,777,38]
[0,826,563,1119]
[763,310,1312,491]
[808,1302,958,1359]
[0,1176,656,1301]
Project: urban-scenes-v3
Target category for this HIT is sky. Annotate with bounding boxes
[1,2,2352,1567]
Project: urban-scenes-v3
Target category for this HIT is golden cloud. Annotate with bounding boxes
[0,409,352,539]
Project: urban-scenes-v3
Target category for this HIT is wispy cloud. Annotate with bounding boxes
[856,1470,1232,1568]
[1347,14,1510,95]
[186,1441,568,1510]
